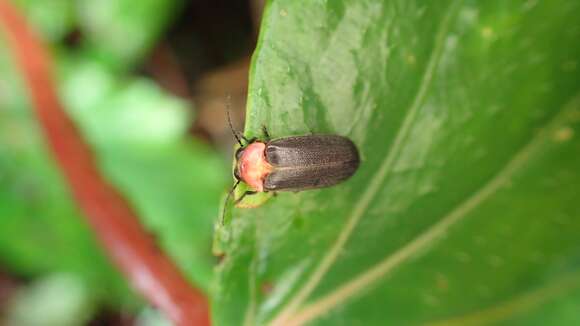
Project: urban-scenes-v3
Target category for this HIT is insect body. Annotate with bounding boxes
[222,105,360,225]
[235,134,360,194]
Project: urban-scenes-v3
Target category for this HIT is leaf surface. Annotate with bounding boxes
[214,1,580,325]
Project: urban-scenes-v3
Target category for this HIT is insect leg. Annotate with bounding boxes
[221,179,240,225]
[262,125,271,141]
[234,190,258,205]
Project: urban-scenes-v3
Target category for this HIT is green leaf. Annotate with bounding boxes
[0,41,226,309]
[5,274,94,326]
[0,38,134,307]
[214,1,580,325]
[10,0,76,41]
[76,0,183,69]
[97,143,226,290]
[59,57,229,290]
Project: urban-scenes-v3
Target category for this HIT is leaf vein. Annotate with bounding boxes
[284,93,580,325]
[425,269,580,326]
[269,3,461,325]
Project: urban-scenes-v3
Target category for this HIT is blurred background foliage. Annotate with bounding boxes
[0,0,262,324]
[3,0,579,325]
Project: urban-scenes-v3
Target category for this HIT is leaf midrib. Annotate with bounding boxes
[284,93,580,325]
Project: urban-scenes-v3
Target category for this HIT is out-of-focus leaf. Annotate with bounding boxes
[0,39,225,313]
[10,0,75,41]
[76,0,183,69]
[5,274,93,326]
[61,57,190,145]
[99,143,225,288]
[136,308,172,326]
[214,1,580,325]
[0,36,133,306]
[60,57,227,288]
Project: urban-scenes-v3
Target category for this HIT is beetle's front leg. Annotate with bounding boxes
[234,190,258,205]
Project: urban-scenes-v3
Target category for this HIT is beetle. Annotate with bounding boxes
[234,131,359,193]
[221,108,360,224]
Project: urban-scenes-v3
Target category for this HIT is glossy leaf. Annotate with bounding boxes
[214,1,580,325]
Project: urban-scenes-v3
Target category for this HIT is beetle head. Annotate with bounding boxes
[233,147,245,181]
[234,142,271,192]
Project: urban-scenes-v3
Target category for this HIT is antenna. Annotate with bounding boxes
[225,94,245,147]
[221,179,241,225]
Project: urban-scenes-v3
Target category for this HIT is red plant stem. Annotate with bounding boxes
[0,2,211,325]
